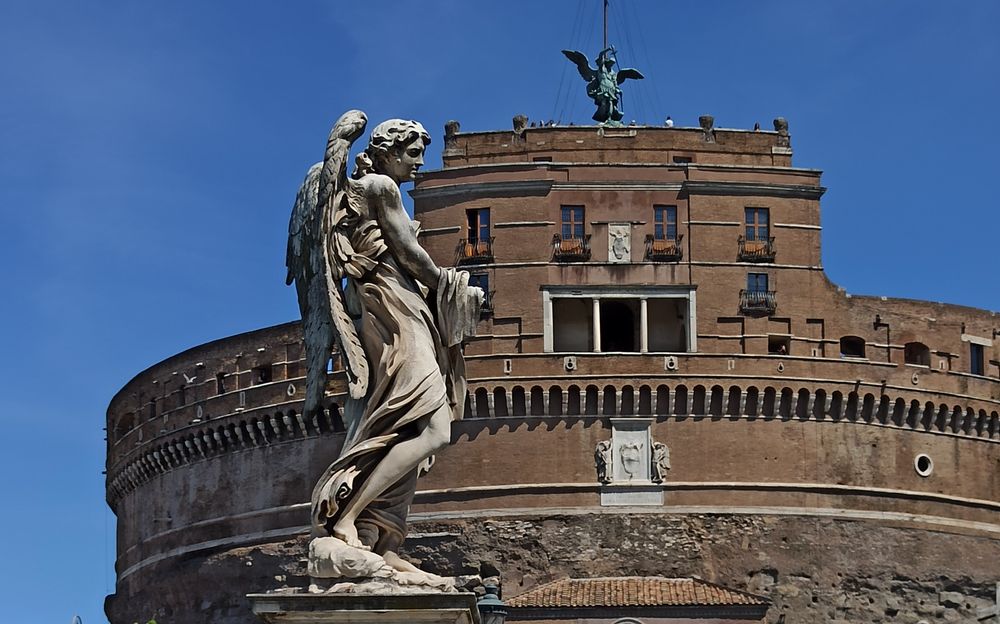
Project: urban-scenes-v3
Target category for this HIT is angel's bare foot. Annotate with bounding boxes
[383,551,423,574]
[332,520,367,550]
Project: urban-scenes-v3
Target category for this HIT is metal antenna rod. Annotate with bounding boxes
[603,0,608,49]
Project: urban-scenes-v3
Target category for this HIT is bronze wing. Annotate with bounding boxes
[616,68,645,84]
[562,49,596,81]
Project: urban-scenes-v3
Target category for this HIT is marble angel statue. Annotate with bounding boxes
[286,110,483,582]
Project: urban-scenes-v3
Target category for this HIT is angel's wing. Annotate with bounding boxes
[562,49,596,81]
[616,68,645,84]
[286,163,329,419]
[286,110,370,418]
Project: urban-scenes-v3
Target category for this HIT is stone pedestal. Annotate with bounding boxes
[248,591,481,624]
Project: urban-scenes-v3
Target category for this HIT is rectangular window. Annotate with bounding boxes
[971,343,985,376]
[468,272,489,293]
[768,335,790,355]
[561,205,585,240]
[653,205,678,240]
[745,207,769,241]
[672,155,693,164]
[747,272,769,293]
[546,290,696,353]
[252,365,273,385]
[466,208,490,242]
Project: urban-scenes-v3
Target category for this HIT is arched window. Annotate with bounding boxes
[602,385,617,415]
[529,386,545,416]
[566,385,581,415]
[584,385,599,415]
[512,387,527,416]
[904,342,931,366]
[475,388,490,418]
[839,335,866,358]
[493,388,509,417]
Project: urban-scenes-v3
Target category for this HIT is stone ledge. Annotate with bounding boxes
[248,591,481,624]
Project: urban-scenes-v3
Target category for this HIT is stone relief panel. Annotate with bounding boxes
[596,419,668,506]
[608,223,631,263]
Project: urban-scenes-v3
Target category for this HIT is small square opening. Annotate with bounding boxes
[252,365,273,385]
[768,335,790,355]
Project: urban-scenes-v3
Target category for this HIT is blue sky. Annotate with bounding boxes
[0,1,997,621]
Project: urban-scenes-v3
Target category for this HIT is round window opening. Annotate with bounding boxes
[914,453,933,477]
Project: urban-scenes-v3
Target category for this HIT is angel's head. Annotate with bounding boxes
[354,119,431,183]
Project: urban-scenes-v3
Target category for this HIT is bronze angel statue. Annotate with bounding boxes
[562,46,644,126]
[286,110,483,583]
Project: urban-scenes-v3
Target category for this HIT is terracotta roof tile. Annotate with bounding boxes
[507,576,769,609]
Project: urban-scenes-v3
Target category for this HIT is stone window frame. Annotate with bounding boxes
[960,333,992,377]
[653,204,678,241]
[746,271,769,293]
[465,207,490,242]
[560,205,585,240]
[744,206,770,241]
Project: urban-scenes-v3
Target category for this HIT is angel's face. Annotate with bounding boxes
[385,138,426,184]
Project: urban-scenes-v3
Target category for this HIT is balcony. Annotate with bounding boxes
[552,234,592,262]
[455,237,494,265]
[644,234,684,262]
[738,235,776,262]
[739,289,777,315]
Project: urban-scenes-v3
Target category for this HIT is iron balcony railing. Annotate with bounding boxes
[552,233,592,262]
[644,234,684,262]
[737,235,776,262]
[455,237,494,265]
[739,289,777,314]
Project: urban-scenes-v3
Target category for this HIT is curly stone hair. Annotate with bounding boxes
[353,119,431,179]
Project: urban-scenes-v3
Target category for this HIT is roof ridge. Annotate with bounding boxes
[508,576,571,600]
[690,577,772,605]
[507,575,771,608]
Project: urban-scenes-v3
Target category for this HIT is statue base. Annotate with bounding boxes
[306,536,480,592]
[247,590,481,624]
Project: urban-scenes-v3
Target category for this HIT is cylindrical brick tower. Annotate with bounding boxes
[105,119,1000,624]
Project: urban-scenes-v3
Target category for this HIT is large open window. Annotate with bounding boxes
[543,286,696,353]
[840,335,866,359]
[466,207,490,242]
[904,342,931,366]
[552,298,592,351]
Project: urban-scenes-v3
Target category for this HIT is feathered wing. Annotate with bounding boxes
[562,49,596,81]
[286,110,370,419]
[287,162,330,419]
[616,68,645,84]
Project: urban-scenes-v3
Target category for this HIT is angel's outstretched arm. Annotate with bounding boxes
[369,176,441,288]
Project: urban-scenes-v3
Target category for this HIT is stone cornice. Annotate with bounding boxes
[409,178,825,203]
[409,179,553,201]
[417,161,823,177]
[681,180,827,199]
